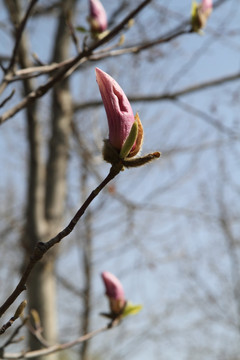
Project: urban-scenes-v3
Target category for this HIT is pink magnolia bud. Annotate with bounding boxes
[89,0,107,33]
[198,0,212,29]
[95,68,143,159]
[191,0,212,32]
[101,271,126,314]
[202,0,212,12]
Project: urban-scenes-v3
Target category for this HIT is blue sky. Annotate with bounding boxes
[0,0,240,359]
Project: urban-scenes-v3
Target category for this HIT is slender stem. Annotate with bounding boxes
[2,322,118,359]
[0,164,122,318]
[0,0,38,96]
[7,0,39,71]
[0,0,152,124]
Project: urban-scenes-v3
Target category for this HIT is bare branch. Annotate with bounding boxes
[0,0,152,124]
[0,89,15,108]
[7,0,39,71]
[0,164,123,318]
[0,0,38,96]
[74,71,240,109]
[1,0,229,84]
[2,322,119,359]
[172,99,237,137]
[0,318,27,351]
[0,301,27,335]
[5,22,190,82]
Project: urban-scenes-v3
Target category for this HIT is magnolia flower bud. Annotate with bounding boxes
[191,0,212,32]
[202,0,212,12]
[95,68,143,164]
[101,271,126,315]
[89,0,107,33]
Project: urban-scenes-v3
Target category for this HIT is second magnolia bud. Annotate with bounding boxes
[101,271,126,315]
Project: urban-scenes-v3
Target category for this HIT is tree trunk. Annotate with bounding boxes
[4,1,76,359]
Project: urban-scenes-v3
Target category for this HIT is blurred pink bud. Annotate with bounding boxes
[199,0,212,29]
[202,0,213,12]
[89,0,107,33]
[102,271,125,300]
[102,271,126,314]
[96,67,143,158]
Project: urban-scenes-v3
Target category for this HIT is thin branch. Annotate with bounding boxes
[0,318,27,350]
[7,0,38,71]
[2,322,118,359]
[0,89,15,108]
[0,0,38,96]
[0,318,16,335]
[26,320,51,349]
[0,164,122,318]
[163,0,235,92]
[72,71,240,138]
[4,69,239,126]
[108,1,129,27]
[2,0,228,84]
[74,71,240,110]
[57,274,84,297]
[32,1,62,17]
[88,27,190,61]
[0,0,152,124]
[172,99,237,137]
[66,17,80,53]
[6,20,189,82]
[0,301,27,335]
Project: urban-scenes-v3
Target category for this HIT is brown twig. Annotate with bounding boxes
[2,321,119,359]
[0,89,15,108]
[1,0,229,87]
[172,98,237,137]
[7,0,38,71]
[0,0,38,97]
[0,164,123,318]
[0,0,229,97]
[87,26,189,61]
[0,318,16,335]
[74,71,240,110]
[0,0,152,124]
[66,16,80,53]
[2,0,228,84]
[0,301,27,335]
[0,318,27,351]
[6,21,189,83]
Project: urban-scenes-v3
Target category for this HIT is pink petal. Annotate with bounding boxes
[101,271,125,301]
[89,0,107,32]
[96,68,136,151]
[202,0,212,11]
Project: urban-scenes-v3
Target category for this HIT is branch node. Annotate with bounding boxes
[32,242,48,262]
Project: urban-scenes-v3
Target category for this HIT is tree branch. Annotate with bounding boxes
[172,99,239,137]
[0,164,123,318]
[0,0,38,96]
[0,0,152,124]
[7,0,39,71]
[73,71,240,111]
[2,321,119,359]
[6,22,190,82]
[0,89,15,108]
[1,0,228,84]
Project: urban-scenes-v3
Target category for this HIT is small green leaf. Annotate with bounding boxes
[76,26,88,33]
[120,121,138,159]
[191,0,198,18]
[122,302,143,317]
